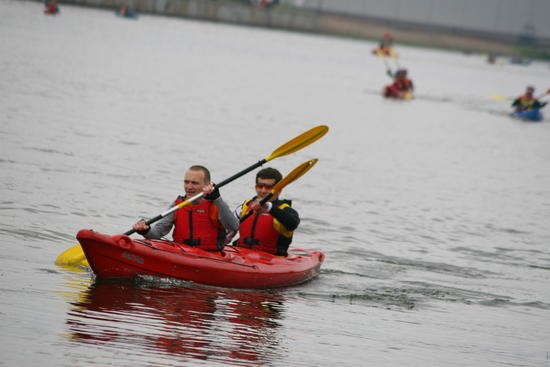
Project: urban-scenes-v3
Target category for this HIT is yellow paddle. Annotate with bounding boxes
[269,158,318,197]
[239,158,318,223]
[490,88,550,101]
[55,125,329,267]
[378,52,401,79]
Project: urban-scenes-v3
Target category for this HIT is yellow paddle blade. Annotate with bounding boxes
[266,125,328,161]
[489,95,511,101]
[271,158,318,195]
[402,91,414,100]
[55,243,89,267]
[374,48,397,58]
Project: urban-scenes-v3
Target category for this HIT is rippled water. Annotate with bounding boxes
[2,1,550,366]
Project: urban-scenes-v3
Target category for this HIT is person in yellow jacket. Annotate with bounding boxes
[512,86,547,112]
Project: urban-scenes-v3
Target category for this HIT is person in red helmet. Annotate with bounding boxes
[383,68,414,99]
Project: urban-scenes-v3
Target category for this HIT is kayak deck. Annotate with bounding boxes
[511,109,543,122]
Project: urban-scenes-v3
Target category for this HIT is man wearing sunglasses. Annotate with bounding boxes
[232,167,300,256]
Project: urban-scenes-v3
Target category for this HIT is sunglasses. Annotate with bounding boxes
[255,183,275,189]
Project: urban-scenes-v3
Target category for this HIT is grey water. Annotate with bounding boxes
[1,1,550,366]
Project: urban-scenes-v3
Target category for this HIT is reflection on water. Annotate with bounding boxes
[65,279,285,366]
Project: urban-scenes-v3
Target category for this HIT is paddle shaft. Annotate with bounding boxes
[381,57,396,76]
[381,57,402,78]
[216,159,267,188]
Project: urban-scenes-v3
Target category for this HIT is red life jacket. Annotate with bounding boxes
[172,197,224,251]
[394,78,413,91]
[236,200,293,255]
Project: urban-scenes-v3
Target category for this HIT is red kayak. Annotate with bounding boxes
[44,4,59,14]
[383,86,413,100]
[76,229,324,289]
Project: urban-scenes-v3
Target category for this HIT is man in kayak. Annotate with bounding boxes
[133,165,239,251]
[384,68,414,99]
[231,167,300,256]
[511,86,547,112]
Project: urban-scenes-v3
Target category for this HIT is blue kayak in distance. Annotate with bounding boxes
[116,9,138,19]
[511,108,543,122]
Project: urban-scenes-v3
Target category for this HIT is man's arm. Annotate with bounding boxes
[141,211,175,239]
[533,100,547,109]
[214,197,240,231]
[270,202,300,231]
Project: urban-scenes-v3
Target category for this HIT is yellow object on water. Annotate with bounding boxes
[55,243,90,268]
[403,91,414,100]
[374,47,398,59]
[489,94,512,101]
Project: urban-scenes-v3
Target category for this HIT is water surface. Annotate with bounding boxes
[1,1,550,366]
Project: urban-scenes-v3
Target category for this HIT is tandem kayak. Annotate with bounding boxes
[511,108,543,122]
[76,229,324,289]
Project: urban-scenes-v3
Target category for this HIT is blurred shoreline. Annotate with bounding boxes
[36,0,549,60]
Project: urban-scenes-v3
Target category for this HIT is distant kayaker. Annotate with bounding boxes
[133,165,239,251]
[373,33,394,56]
[380,33,393,48]
[384,68,414,99]
[511,86,547,112]
[44,0,59,14]
[231,167,300,256]
[118,5,128,16]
